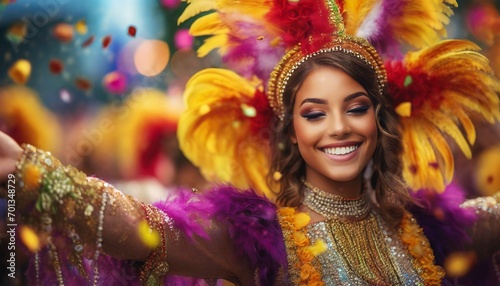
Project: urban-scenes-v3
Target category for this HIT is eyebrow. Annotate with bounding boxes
[299,91,368,107]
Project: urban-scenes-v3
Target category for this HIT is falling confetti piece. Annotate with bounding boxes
[137,220,160,249]
[102,35,112,48]
[273,171,282,181]
[241,103,257,117]
[102,71,127,94]
[82,35,95,47]
[74,77,92,91]
[8,59,31,84]
[60,89,72,103]
[75,19,87,34]
[20,226,40,252]
[53,23,74,43]
[6,22,26,45]
[49,59,63,74]
[199,104,210,115]
[127,25,137,37]
[444,251,476,277]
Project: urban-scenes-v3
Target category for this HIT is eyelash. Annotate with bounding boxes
[301,112,325,120]
[300,105,370,120]
[348,105,370,114]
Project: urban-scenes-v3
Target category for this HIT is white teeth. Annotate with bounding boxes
[323,145,359,155]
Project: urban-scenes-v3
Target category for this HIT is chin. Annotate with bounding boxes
[325,169,363,182]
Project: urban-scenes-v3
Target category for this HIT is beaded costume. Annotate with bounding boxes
[9,0,500,285]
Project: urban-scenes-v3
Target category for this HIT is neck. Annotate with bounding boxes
[304,174,364,198]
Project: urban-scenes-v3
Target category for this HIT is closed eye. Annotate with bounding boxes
[348,105,370,114]
[301,112,325,121]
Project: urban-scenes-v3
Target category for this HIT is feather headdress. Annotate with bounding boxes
[177,0,500,196]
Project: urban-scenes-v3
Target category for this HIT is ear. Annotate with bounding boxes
[290,133,297,144]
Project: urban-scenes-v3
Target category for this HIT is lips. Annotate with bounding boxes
[322,144,360,155]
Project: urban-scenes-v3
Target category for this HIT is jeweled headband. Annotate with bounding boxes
[267,35,387,120]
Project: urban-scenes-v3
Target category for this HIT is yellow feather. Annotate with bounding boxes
[446,101,476,144]
[178,68,274,197]
[423,119,455,184]
[401,123,445,191]
[444,92,496,123]
[196,34,228,57]
[431,111,471,158]
[343,0,377,35]
[178,0,217,25]
[190,13,228,36]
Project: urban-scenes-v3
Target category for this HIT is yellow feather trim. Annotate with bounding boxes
[190,13,228,36]
[400,40,500,192]
[178,0,217,25]
[196,34,229,57]
[178,68,275,198]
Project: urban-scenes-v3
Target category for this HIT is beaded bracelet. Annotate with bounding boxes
[139,203,173,285]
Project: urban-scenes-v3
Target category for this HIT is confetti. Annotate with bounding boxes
[49,59,63,74]
[6,22,26,45]
[82,35,95,47]
[20,226,40,252]
[60,89,72,103]
[102,35,112,48]
[53,23,74,43]
[444,251,476,277]
[199,105,210,115]
[273,171,282,181]
[241,103,257,117]
[75,19,87,34]
[102,71,127,94]
[74,77,92,91]
[127,25,137,37]
[137,220,160,249]
[8,59,31,84]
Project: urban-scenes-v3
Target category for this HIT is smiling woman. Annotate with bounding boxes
[1,0,500,285]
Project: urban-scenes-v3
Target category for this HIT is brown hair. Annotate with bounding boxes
[268,52,412,227]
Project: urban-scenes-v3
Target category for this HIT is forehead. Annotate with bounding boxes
[294,66,365,102]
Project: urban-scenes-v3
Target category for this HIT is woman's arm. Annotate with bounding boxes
[3,140,256,285]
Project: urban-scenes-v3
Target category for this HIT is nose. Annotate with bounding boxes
[328,112,350,137]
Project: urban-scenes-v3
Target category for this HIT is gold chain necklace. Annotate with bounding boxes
[302,180,371,221]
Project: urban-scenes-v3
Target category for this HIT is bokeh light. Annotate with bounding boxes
[134,39,170,76]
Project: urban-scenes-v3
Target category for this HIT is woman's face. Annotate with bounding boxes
[292,66,378,187]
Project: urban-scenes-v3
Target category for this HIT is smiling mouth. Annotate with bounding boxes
[322,144,360,155]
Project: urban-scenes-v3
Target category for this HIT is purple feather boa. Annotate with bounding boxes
[409,183,477,265]
[155,186,288,285]
[204,186,288,285]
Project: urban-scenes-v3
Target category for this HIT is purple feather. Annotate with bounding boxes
[409,183,477,266]
[221,19,285,83]
[205,185,288,285]
[367,0,404,59]
[153,188,215,240]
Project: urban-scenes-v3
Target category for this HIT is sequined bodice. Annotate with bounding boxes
[305,211,423,285]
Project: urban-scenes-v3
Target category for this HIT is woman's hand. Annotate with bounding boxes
[0,132,22,195]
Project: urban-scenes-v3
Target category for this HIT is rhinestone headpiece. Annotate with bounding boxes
[267,35,388,120]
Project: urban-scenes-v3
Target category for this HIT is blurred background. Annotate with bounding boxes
[0,0,499,284]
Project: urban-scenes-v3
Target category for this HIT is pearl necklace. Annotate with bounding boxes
[302,180,371,221]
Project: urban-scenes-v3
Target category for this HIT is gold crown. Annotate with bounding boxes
[267,35,388,120]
